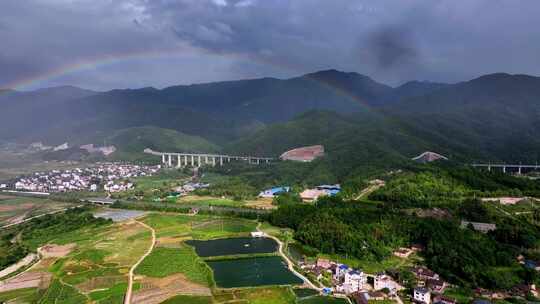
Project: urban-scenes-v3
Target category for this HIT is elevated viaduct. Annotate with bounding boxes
[144,149,273,168]
[471,163,540,174]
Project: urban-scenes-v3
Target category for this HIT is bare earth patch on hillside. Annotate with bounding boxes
[39,243,76,258]
[131,273,211,304]
[0,271,52,293]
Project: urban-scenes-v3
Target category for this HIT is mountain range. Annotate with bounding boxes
[1,70,539,165]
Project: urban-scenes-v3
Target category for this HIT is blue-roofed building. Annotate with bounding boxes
[524,260,540,271]
[334,264,350,280]
[316,184,341,196]
[258,186,291,198]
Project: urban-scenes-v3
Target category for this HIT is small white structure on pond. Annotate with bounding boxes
[251,231,264,238]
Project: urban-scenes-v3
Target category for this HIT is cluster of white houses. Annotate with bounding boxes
[303,258,403,297]
[301,247,454,304]
[9,163,159,193]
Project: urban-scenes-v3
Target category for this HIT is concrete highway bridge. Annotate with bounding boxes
[144,148,273,168]
[471,163,540,174]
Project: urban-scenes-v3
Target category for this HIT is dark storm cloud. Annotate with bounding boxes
[366,25,419,69]
[1,0,540,90]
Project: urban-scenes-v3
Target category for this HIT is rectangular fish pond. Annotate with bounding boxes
[206,256,303,288]
[186,237,278,257]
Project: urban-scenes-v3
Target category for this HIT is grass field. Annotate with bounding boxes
[175,195,246,208]
[20,219,152,303]
[213,286,296,304]
[142,213,257,240]
[39,278,88,304]
[135,246,212,286]
[0,287,42,303]
[161,295,214,304]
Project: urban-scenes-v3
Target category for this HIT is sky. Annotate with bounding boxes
[1,0,540,91]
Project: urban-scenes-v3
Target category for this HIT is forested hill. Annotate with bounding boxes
[386,73,540,162]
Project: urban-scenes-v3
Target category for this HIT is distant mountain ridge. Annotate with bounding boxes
[1,70,540,163]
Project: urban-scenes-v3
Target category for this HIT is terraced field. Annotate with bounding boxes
[1,211,320,304]
[0,217,151,303]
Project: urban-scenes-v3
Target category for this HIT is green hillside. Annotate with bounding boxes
[105,126,221,161]
[224,110,472,181]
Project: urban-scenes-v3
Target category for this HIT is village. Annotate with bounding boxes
[2,163,160,193]
[297,246,538,304]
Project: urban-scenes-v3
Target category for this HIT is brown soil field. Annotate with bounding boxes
[0,271,52,293]
[0,202,34,212]
[77,275,127,293]
[39,243,76,258]
[155,237,187,248]
[244,198,276,210]
[132,273,211,304]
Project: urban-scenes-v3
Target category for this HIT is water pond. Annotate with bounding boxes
[186,237,278,257]
[206,256,303,288]
[93,209,146,222]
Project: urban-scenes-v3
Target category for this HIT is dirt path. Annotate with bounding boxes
[354,181,385,200]
[124,220,156,304]
[0,253,37,279]
[256,223,320,291]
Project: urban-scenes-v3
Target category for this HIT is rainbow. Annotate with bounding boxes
[2,47,374,107]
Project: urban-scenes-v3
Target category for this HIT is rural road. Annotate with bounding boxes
[0,204,84,229]
[256,223,320,291]
[257,223,355,304]
[354,181,385,200]
[124,220,156,304]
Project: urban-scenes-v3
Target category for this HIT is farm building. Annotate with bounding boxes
[300,184,341,202]
[258,186,291,198]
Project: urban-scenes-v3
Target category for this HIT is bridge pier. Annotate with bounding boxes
[153,152,273,168]
[518,166,522,175]
[502,166,506,173]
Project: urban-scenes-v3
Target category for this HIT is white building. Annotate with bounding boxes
[334,264,350,280]
[343,270,366,293]
[414,287,431,304]
[374,273,401,294]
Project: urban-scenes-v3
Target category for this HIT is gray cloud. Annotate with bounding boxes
[365,25,419,69]
[1,0,540,90]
